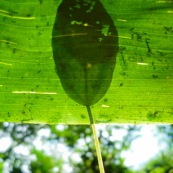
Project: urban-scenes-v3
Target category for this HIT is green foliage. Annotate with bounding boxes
[0,0,173,124]
[150,167,165,173]
[0,123,49,172]
[51,125,92,147]
[31,149,55,173]
[141,150,173,173]
[1,123,173,172]
[0,123,142,172]
[140,125,173,173]
[0,161,2,173]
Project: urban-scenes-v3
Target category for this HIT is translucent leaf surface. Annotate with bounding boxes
[0,0,173,124]
[52,0,119,106]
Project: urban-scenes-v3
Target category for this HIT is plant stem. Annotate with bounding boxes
[86,105,105,173]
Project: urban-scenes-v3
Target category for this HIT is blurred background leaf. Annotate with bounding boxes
[0,0,173,124]
[0,123,173,172]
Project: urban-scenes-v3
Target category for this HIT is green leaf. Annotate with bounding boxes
[0,0,173,124]
[31,149,55,173]
[52,0,118,106]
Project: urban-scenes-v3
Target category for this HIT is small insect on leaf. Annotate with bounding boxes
[52,0,119,106]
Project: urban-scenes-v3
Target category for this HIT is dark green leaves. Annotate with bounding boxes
[52,0,118,106]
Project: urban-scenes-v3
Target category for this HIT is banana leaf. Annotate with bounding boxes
[0,0,173,124]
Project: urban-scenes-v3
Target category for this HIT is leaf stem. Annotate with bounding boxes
[86,105,105,173]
